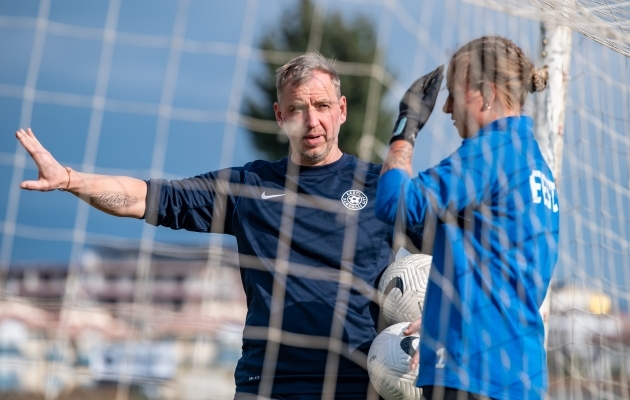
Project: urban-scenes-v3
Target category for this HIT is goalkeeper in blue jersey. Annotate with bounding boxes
[375,36,560,400]
[16,53,435,399]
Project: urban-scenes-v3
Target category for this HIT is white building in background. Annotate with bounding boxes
[547,284,630,381]
[0,243,247,399]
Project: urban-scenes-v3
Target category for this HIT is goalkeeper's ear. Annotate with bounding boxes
[479,82,496,109]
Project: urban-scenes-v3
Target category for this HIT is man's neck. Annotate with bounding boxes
[291,149,343,167]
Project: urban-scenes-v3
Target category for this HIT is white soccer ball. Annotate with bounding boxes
[368,322,422,400]
[378,254,432,326]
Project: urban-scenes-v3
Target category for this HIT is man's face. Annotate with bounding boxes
[274,71,347,166]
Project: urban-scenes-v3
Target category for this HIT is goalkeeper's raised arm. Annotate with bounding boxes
[15,127,147,219]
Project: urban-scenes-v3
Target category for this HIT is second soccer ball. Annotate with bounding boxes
[368,322,422,400]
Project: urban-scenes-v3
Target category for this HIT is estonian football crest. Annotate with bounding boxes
[341,190,368,210]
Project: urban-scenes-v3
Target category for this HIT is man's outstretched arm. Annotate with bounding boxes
[16,128,147,219]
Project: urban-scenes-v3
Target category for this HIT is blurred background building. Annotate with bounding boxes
[1,244,245,399]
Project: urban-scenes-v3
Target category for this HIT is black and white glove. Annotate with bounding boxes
[390,65,444,146]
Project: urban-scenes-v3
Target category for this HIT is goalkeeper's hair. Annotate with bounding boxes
[447,36,549,111]
[275,52,341,101]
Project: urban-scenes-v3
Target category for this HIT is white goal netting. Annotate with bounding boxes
[466,0,630,57]
[0,0,628,399]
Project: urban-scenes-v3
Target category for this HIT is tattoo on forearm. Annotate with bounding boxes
[382,145,413,174]
[90,192,138,208]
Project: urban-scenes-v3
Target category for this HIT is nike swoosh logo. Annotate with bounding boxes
[261,192,286,200]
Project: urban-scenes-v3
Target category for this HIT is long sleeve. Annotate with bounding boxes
[143,168,243,235]
[375,168,412,225]
[375,147,487,230]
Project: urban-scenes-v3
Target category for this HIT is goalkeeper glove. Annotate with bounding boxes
[390,65,444,146]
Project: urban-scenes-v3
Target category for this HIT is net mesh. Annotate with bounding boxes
[465,0,630,57]
[0,0,628,399]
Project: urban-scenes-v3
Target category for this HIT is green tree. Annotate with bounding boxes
[243,0,394,162]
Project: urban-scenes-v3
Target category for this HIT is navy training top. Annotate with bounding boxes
[375,117,559,400]
[143,153,425,395]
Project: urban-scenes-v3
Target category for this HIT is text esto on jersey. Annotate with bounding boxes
[529,170,559,212]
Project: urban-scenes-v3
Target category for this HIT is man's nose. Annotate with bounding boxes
[305,108,319,128]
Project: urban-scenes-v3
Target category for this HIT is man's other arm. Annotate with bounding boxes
[16,128,146,219]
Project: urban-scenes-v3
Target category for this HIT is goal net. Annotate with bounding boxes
[0,0,628,399]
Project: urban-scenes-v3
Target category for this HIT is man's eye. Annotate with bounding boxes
[318,104,330,110]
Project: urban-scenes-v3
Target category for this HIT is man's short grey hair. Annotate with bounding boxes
[275,52,341,101]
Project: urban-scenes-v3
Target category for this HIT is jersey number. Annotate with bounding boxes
[436,347,445,369]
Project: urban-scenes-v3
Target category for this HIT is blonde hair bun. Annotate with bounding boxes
[530,65,549,93]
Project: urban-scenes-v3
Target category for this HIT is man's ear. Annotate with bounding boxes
[339,96,347,124]
[274,102,283,128]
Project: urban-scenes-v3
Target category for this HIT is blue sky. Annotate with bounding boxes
[0,0,629,297]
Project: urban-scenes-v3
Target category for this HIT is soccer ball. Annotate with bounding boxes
[378,254,432,326]
[368,322,422,400]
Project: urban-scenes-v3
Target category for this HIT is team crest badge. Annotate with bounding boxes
[341,190,368,210]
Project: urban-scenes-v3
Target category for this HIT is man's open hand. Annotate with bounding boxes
[16,128,69,191]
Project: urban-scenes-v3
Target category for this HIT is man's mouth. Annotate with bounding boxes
[303,134,323,147]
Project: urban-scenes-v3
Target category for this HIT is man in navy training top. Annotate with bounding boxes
[15,53,440,399]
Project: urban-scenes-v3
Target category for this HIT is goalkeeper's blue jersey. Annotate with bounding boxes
[375,116,559,400]
[143,154,425,396]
